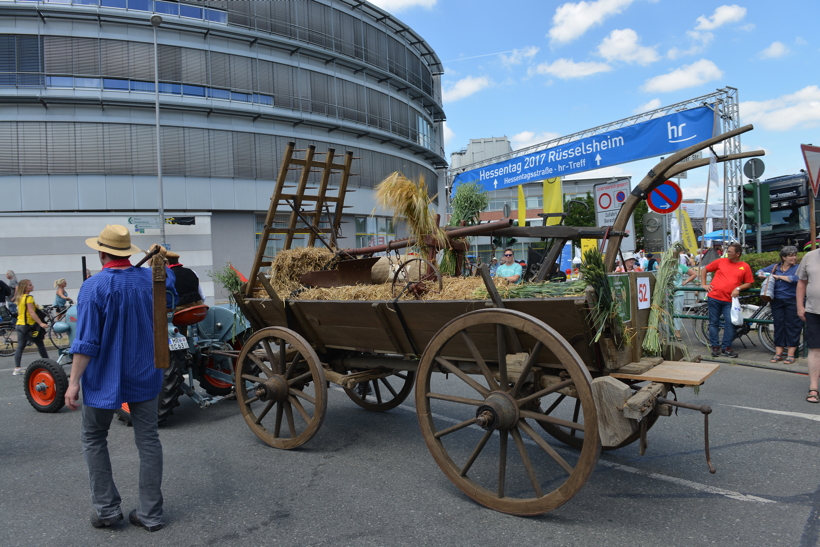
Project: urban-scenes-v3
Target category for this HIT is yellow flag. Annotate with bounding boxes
[677,208,699,255]
[581,238,597,260]
[518,184,526,227]
[542,177,563,226]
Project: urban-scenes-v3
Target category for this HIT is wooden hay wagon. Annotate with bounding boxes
[230,129,764,516]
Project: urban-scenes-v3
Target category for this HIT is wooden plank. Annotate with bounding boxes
[284,145,317,249]
[256,273,286,321]
[289,301,326,353]
[610,360,720,385]
[374,302,408,354]
[614,357,663,375]
[591,376,637,447]
[622,382,667,420]
[308,147,336,247]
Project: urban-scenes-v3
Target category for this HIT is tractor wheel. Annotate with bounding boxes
[116,353,187,425]
[24,359,68,413]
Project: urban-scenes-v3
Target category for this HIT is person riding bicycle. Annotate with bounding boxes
[53,278,74,310]
[700,242,753,358]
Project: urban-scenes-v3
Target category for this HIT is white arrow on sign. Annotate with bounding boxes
[494,179,498,189]
[802,144,820,197]
[595,154,602,166]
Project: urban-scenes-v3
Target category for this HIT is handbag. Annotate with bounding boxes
[760,264,777,303]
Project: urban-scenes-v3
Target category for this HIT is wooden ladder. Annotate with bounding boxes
[244,141,355,297]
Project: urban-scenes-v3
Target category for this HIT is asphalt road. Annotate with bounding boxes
[1,350,819,547]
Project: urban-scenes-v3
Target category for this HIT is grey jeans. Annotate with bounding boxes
[81,397,164,526]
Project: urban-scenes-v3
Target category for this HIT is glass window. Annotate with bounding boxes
[74,0,100,4]
[159,82,181,94]
[231,92,252,102]
[0,74,16,87]
[74,78,101,88]
[47,76,73,87]
[179,4,202,19]
[103,78,129,90]
[127,0,152,11]
[255,94,273,106]
[183,84,205,97]
[154,0,177,15]
[44,0,72,4]
[209,88,230,100]
[101,0,127,8]
[205,9,227,23]
[130,80,154,92]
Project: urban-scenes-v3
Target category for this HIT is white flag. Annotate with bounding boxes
[707,107,720,188]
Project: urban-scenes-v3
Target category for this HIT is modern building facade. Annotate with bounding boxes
[0,0,446,301]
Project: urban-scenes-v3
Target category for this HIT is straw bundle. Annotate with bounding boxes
[375,172,444,254]
[266,247,338,298]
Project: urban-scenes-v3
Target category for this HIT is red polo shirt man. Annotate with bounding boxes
[700,242,754,357]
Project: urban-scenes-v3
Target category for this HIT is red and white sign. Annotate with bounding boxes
[802,144,820,198]
[593,179,636,254]
[636,277,651,310]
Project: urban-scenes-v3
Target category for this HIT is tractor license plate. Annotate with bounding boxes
[169,337,189,351]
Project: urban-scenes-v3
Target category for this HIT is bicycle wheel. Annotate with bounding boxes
[758,306,804,354]
[692,304,710,346]
[0,327,16,357]
[47,323,70,351]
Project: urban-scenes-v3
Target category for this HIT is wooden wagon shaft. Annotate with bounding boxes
[340,218,513,256]
[603,123,764,271]
[151,250,170,370]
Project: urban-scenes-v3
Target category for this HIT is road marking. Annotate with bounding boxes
[351,392,776,505]
[722,404,820,422]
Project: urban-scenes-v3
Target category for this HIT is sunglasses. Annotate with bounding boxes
[503,253,513,257]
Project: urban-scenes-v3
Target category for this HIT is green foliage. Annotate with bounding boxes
[449,182,490,227]
[207,262,243,305]
[563,192,596,228]
[741,251,806,292]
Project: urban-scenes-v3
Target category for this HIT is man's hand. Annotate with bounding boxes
[148,243,167,258]
[799,307,807,322]
[731,288,741,298]
[701,283,713,292]
[65,384,81,411]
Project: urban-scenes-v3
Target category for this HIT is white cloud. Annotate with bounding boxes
[641,59,723,93]
[694,4,747,30]
[548,0,636,45]
[758,41,789,59]
[634,98,662,113]
[510,131,562,150]
[441,76,491,103]
[667,30,714,59]
[366,0,436,12]
[442,121,455,148]
[499,46,539,67]
[741,86,820,131]
[530,59,612,79]
[796,37,808,45]
[597,29,659,65]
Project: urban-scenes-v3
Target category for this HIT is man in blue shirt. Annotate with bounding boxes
[496,248,523,284]
[65,225,176,533]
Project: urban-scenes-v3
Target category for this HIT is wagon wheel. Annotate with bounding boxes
[343,370,415,412]
[416,308,600,516]
[235,327,327,449]
[533,390,658,451]
[391,258,442,299]
[24,359,68,413]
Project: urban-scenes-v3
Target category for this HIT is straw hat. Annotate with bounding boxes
[85,225,142,257]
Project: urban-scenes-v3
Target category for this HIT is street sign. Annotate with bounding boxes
[675,151,702,179]
[128,215,162,228]
[453,106,715,192]
[594,179,635,253]
[801,144,820,197]
[743,158,765,179]
[647,180,683,214]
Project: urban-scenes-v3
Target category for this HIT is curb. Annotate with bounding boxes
[698,355,808,375]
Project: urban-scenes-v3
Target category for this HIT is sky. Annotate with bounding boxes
[368,0,819,202]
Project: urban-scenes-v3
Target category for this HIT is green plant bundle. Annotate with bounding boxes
[642,242,687,357]
[473,280,587,299]
[580,248,624,345]
[449,182,489,227]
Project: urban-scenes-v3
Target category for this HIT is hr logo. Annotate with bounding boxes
[667,121,696,143]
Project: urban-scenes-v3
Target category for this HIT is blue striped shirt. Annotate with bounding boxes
[70,267,177,409]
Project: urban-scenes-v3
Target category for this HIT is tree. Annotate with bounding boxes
[563,192,596,228]
[632,200,649,248]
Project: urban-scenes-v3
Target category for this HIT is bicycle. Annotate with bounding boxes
[0,305,18,357]
[41,304,72,352]
[690,295,803,354]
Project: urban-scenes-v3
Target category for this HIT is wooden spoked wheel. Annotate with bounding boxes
[235,327,327,450]
[343,370,415,412]
[534,390,658,451]
[415,308,600,516]
[391,258,443,299]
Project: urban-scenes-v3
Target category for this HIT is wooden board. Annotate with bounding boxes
[610,360,719,386]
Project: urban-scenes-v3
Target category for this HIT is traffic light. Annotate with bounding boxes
[742,182,771,224]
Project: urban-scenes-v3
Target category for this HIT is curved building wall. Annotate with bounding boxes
[0,0,446,302]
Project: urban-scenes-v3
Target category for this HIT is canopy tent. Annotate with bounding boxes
[697,229,732,242]
[681,202,727,219]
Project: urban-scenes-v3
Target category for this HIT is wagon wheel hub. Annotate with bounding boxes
[475,391,519,431]
[255,375,289,403]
